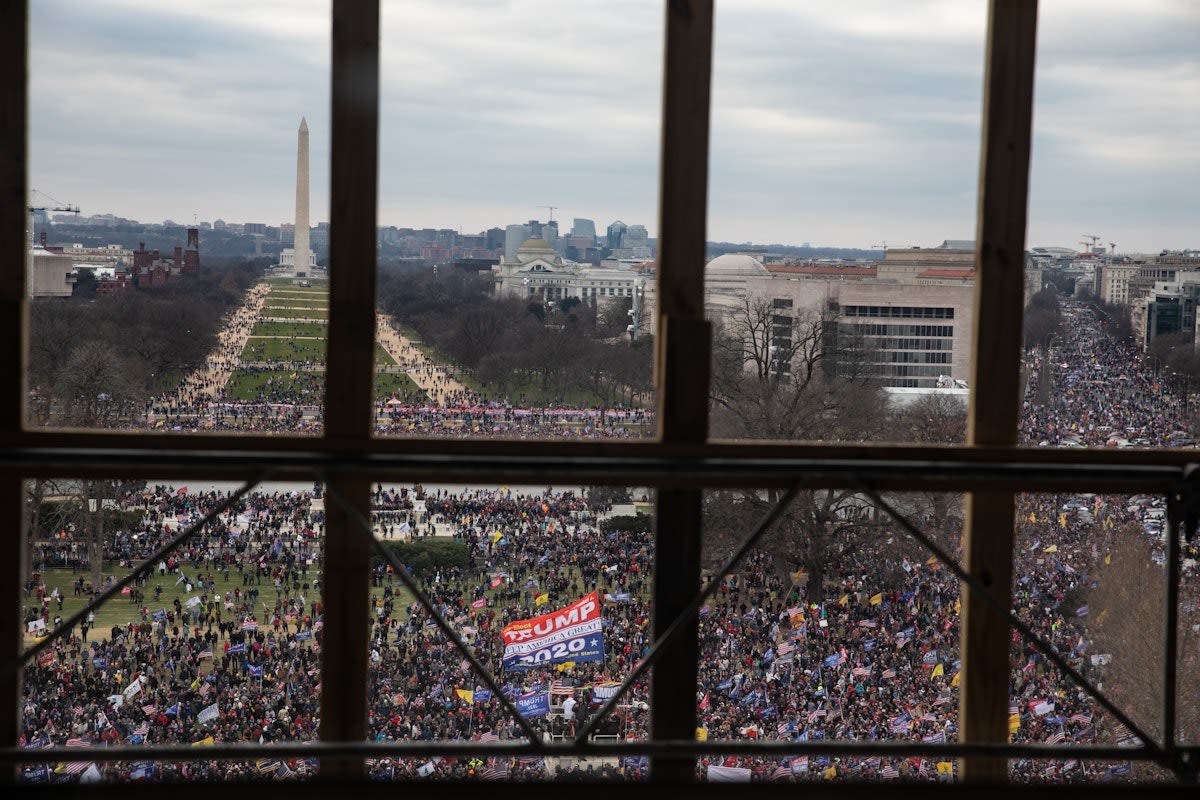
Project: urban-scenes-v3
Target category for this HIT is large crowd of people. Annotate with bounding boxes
[18,292,1200,784]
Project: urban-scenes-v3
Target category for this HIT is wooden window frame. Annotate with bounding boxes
[2,0,1196,790]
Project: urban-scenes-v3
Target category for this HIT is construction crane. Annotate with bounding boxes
[27,189,80,247]
[1080,234,1101,253]
[538,205,558,223]
[1109,242,1117,255]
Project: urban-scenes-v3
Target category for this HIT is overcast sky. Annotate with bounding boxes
[29,0,1198,252]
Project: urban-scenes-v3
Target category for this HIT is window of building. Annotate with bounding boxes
[6,0,1195,792]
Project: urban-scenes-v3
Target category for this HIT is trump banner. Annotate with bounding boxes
[500,592,604,672]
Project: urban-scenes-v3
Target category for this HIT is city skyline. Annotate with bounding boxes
[27,0,1199,252]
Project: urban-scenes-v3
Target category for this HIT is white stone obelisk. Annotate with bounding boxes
[294,116,310,269]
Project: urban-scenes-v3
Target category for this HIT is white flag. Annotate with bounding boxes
[198,703,220,724]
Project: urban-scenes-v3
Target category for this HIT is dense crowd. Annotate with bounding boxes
[18,295,1199,784]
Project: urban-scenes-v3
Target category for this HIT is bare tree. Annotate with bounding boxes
[1084,524,1200,763]
[705,295,892,598]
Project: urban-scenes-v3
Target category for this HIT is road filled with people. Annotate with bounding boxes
[18,300,1200,784]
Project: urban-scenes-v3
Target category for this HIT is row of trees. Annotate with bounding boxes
[27,258,265,427]
[376,264,652,407]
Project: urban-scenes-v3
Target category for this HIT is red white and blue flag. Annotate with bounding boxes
[500,593,604,672]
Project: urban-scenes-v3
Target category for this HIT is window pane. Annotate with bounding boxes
[699,489,962,782]
[706,1,986,443]
[363,482,652,781]
[1010,492,1182,782]
[27,1,331,436]
[21,478,325,783]
[1021,2,1200,450]
[375,1,660,441]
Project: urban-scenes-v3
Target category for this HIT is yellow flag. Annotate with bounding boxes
[1058,513,1067,528]
[869,593,883,606]
[823,765,837,779]
[951,671,960,687]
[455,688,473,703]
[1008,714,1020,734]
[926,556,938,566]
[1044,544,1058,553]
[838,595,849,607]
[555,661,575,672]
[936,762,954,775]
[192,736,215,747]
[1104,553,1112,564]
[954,598,961,614]
[931,663,944,678]
[535,592,549,606]
[491,530,503,543]
[191,677,201,690]
[695,727,708,742]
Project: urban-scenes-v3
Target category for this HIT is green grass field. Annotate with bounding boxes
[263,299,329,311]
[375,371,425,401]
[260,307,329,321]
[375,344,396,366]
[250,321,327,338]
[27,564,415,645]
[224,369,322,402]
[241,337,327,363]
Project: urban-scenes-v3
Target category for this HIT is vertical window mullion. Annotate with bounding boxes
[320,0,380,779]
[650,0,714,783]
[960,0,1039,783]
[0,0,28,779]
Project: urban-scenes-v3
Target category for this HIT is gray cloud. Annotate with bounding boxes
[29,0,1197,250]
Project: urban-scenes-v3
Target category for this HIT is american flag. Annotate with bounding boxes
[1046,731,1066,745]
[131,722,150,737]
[142,704,157,715]
[807,709,826,723]
[881,668,897,679]
[881,764,900,779]
[549,681,574,697]
[65,738,92,748]
[479,762,508,781]
[1069,712,1092,725]
[851,666,871,677]
[777,642,795,657]
[479,731,500,744]
[57,760,92,776]
[771,762,792,781]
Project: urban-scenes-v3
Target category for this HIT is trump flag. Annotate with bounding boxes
[501,592,604,672]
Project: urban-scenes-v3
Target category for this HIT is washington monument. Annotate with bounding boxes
[293,116,310,269]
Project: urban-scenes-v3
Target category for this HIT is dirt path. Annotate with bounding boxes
[375,313,472,407]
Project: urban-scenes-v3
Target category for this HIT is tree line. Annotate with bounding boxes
[27,257,265,427]
[376,263,652,407]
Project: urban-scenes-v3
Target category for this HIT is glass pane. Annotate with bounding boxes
[699,489,963,781]
[21,477,325,783]
[27,1,331,435]
[362,482,652,780]
[707,1,986,443]
[1022,2,1200,450]
[1009,492,1178,782]
[375,1,661,440]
